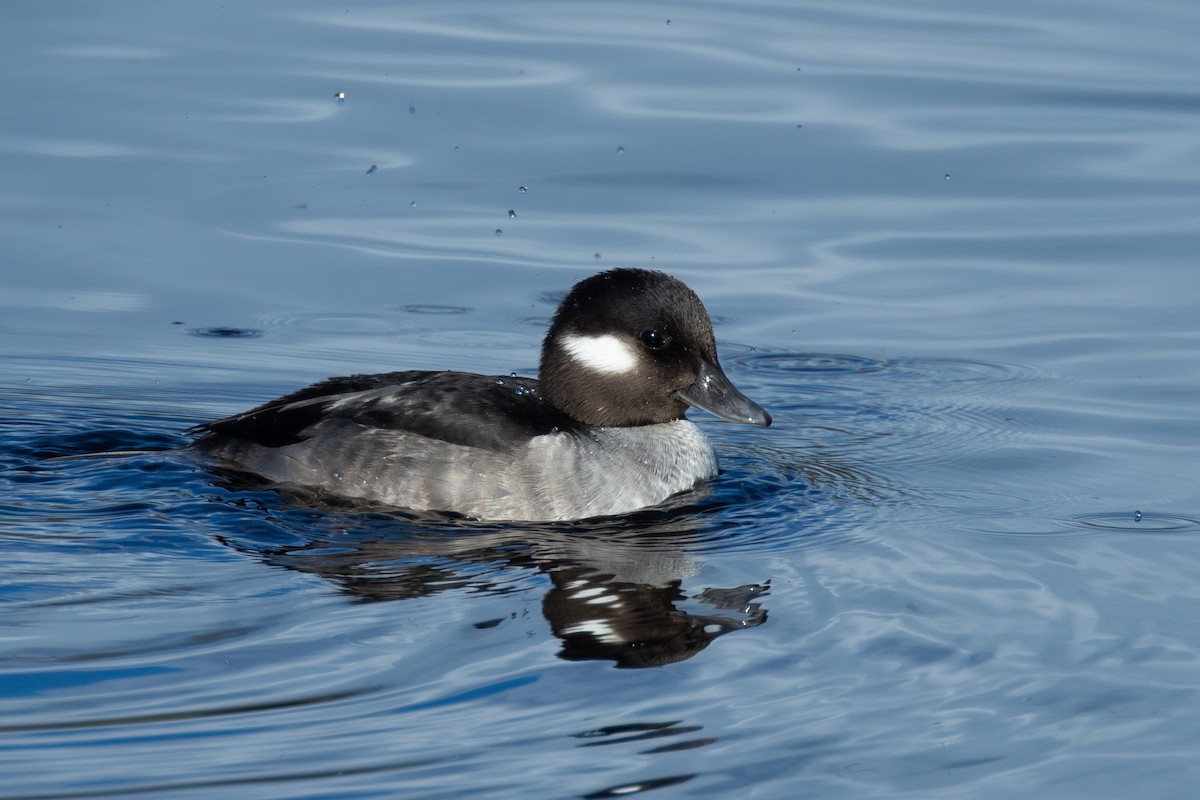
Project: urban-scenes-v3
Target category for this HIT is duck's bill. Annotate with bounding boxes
[675,359,772,427]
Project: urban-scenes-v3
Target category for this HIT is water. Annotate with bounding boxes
[3,0,1200,797]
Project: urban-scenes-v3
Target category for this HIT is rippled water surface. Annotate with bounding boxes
[3,1,1200,798]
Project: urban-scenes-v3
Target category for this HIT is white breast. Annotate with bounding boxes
[515,420,718,520]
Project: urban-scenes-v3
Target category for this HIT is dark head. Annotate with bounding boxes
[538,268,771,428]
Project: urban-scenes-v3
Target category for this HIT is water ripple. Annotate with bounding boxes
[735,352,887,374]
[1066,511,1200,535]
[188,327,265,339]
[882,356,1044,386]
[939,510,1200,539]
[735,351,1041,385]
[399,304,473,315]
[250,311,415,336]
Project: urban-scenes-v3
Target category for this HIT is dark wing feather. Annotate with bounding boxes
[196,370,580,452]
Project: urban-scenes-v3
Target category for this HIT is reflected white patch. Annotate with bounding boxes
[561,333,636,374]
[562,619,624,644]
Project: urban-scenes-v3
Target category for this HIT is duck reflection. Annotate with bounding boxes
[228,494,768,668]
[545,563,768,667]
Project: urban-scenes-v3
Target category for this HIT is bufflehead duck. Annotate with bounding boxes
[193,268,771,521]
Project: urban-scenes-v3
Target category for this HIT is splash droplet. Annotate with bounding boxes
[508,209,516,219]
[518,185,528,194]
[1134,510,1143,522]
[494,228,503,237]
[365,164,377,176]
[408,104,416,114]
[594,251,602,260]
[616,146,625,155]
[944,173,951,180]
[334,91,346,106]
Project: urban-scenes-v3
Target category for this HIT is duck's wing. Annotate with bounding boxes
[195,371,579,452]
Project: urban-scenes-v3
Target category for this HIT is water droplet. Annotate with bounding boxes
[408,104,416,114]
[665,19,671,25]
[1134,510,1143,522]
[365,164,377,176]
[616,145,625,155]
[496,378,505,386]
[334,91,346,106]
[494,228,503,237]
[508,209,516,219]
[518,185,528,194]
[944,173,951,180]
[410,200,417,207]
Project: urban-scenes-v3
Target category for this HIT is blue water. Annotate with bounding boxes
[3,1,1200,797]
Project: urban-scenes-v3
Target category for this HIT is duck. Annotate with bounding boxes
[192,268,771,521]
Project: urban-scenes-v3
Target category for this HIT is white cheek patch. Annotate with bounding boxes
[561,333,637,374]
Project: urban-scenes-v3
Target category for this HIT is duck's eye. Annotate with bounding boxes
[640,329,668,350]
